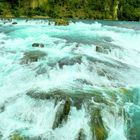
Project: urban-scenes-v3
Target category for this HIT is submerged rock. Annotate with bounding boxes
[90,108,108,140]
[125,103,140,140]
[76,129,86,140]
[26,89,68,101]
[54,19,69,26]
[0,104,5,113]
[10,134,24,140]
[0,41,5,45]
[10,133,42,140]
[12,22,17,25]
[32,43,44,48]
[26,89,113,110]
[52,98,71,129]
[20,50,47,64]
[58,56,82,68]
[74,79,92,86]
[0,132,2,139]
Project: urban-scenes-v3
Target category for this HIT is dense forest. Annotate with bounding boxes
[0,0,140,20]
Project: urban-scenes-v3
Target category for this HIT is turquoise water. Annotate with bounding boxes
[0,19,140,140]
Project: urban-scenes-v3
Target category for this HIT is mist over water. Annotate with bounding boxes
[0,19,140,140]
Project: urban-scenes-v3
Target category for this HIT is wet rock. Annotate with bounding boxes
[48,21,51,25]
[12,22,17,25]
[10,133,42,140]
[90,108,108,140]
[76,129,86,140]
[96,45,111,54]
[76,43,79,48]
[27,89,113,110]
[0,132,2,139]
[52,98,71,129]
[96,68,117,80]
[9,128,43,140]
[85,55,117,68]
[54,19,69,26]
[58,56,82,68]
[32,43,44,48]
[0,104,5,113]
[35,66,47,75]
[74,79,92,86]
[71,43,80,52]
[125,104,140,140]
[26,89,68,101]
[26,89,82,110]
[47,61,57,67]
[20,50,47,64]
[0,41,5,45]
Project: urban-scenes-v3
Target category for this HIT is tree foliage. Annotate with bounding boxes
[0,0,140,20]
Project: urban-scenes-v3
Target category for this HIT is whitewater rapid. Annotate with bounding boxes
[0,19,140,140]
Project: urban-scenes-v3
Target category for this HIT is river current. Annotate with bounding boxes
[0,19,140,140]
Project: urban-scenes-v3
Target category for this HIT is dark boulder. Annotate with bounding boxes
[32,43,44,48]
[20,50,47,64]
[52,98,71,129]
[12,22,17,25]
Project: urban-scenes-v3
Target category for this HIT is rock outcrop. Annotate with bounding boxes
[52,98,71,129]
[90,108,108,140]
[20,50,47,64]
[58,56,82,68]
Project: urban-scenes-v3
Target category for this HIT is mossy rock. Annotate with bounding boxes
[54,19,69,26]
[90,108,108,140]
[20,50,47,64]
[26,89,114,110]
[118,88,133,102]
[27,89,71,129]
[125,102,140,140]
[10,134,24,140]
[52,97,71,129]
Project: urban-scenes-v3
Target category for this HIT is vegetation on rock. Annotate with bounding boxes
[0,0,140,20]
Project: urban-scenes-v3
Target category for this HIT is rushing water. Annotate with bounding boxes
[0,19,140,140]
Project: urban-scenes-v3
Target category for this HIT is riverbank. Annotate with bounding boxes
[0,0,140,21]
